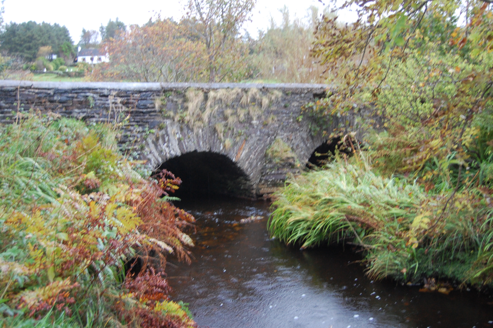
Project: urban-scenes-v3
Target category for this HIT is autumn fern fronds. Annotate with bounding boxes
[0,113,196,326]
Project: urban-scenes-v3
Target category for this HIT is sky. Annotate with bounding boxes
[3,0,357,44]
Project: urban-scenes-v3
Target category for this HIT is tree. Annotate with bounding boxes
[99,18,126,41]
[0,0,4,31]
[309,0,493,179]
[0,21,73,61]
[249,6,325,83]
[90,19,206,82]
[79,28,99,48]
[185,0,256,82]
[60,41,75,59]
[312,1,493,109]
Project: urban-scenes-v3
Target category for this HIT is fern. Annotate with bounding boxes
[0,114,196,327]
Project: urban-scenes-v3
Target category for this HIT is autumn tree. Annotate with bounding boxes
[312,1,493,109]
[90,19,206,82]
[310,1,493,174]
[250,6,326,83]
[79,28,99,48]
[185,0,256,82]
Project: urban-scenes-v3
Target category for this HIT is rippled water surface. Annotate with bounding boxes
[166,197,493,328]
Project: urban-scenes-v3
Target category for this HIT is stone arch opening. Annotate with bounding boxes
[153,151,253,200]
[313,91,328,100]
[306,137,354,168]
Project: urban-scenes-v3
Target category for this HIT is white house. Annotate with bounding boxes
[77,48,109,64]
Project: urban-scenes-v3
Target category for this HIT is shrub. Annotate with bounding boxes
[44,62,54,71]
[33,58,46,71]
[0,114,196,327]
[49,57,64,70]
[77,62,90,72]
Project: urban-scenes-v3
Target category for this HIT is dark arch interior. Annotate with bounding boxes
[306,137,353,168]
[153,151,253,200]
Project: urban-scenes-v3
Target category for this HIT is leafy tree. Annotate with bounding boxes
[0,0,4,31]
[0,21,73,61]
[312,1,492,109]
[90,18,206,82]
[99,18,126,40]
[60,41,75,58]
[185,0,256,82]
[310,1,493,178]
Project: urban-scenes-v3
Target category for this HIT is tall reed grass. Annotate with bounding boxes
[269,157,493,287]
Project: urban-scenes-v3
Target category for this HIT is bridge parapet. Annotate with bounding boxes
[0,81,359,198]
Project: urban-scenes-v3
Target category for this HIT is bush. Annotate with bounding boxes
[33,58,45,71]
[51,57,65,70]
[58,65,67,71]
[76,61,90,72]
[0,114,196,327]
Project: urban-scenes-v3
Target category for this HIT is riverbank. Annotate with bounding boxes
[268,155,493,289]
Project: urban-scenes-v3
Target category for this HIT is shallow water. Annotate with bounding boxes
[166,197,493,328]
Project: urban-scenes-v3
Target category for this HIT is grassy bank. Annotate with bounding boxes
[32,73,86,82]
[0,114,196,327]
[269,155,493,287]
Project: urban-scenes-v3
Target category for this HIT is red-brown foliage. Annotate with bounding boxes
[130,170,195,268]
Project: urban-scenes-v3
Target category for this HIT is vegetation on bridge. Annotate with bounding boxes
[0,114,196,327]
[269,0,493,288]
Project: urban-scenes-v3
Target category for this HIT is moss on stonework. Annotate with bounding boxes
[266,138,297,163]
[162,88,281,128]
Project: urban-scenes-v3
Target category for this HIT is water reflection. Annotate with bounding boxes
[166,197,493,328]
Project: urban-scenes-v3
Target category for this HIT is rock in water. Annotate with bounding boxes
[240,215,264,224]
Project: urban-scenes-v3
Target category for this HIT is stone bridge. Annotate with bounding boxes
[0,81,362,199]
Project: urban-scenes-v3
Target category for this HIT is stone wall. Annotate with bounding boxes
[0,81,359,198]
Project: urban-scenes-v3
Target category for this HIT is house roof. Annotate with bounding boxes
[78,48,103,57]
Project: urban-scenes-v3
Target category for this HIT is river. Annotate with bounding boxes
[166,197,493,328]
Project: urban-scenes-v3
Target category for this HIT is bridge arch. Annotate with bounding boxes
[141,120,273,199]
[153,151,252,199]
[306,136,356,168]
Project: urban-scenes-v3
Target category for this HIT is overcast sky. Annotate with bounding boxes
[3,0,357,44]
